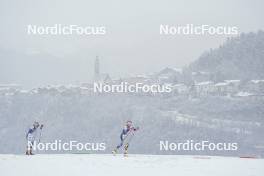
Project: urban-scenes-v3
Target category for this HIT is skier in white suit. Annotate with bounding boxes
[26,121,43,155]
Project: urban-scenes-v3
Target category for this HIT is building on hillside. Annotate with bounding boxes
[172,83,189,95]
[214,80,240,95]
[0,84,22,95]
[93,56,112,83]
[245,80,264,94]
[224,80,241,94]
[123,74,152,84]
[193,81,215,97]
[191,71,211,82]
[156,67,183,84]
[215,82,229,96]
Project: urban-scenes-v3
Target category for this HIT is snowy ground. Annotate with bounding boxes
[0,154,263,176]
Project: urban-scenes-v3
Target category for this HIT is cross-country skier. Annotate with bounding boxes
[26,121,44,155]
[112,120,139,155]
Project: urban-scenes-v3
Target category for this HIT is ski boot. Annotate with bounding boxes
[26,147,34,155]
[112,149,118,155]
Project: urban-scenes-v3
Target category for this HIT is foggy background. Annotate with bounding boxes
[0,0,264,157]
[0,0,264,87]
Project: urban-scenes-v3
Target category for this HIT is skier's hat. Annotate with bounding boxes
[126,120,132,126]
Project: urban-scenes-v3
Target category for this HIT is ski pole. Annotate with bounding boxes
[126,132,135,144]
[38,129,42,143]
[38,124,44,143]
[122,130,132,141]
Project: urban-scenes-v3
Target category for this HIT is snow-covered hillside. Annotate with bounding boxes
[0,93,263,156]
[0,154,263,176]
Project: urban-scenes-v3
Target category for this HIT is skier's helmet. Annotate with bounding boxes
[33,121,39,128]
[126,120,132,127]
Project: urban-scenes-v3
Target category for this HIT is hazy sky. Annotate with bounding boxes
[0,0,264,87]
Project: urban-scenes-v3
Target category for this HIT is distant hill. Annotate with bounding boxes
[0,49,93,87]
[188,31,264,81]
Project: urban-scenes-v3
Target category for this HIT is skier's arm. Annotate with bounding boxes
[26,128,33,139]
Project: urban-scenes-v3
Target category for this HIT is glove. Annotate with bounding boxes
[134,127,139,131]
[40,124,44,129]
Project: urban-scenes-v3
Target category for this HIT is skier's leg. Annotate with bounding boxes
[124,143,129,154]
[26,141,33,155]
[116,140,124,149]
[30,141,34,155]
[30,146,33,155]
[113,135,124,154]
[26,145,29,155]
[113,142,122,154]
[26,149,29,155]
[117,133,125,148]
[124,133,135,155]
